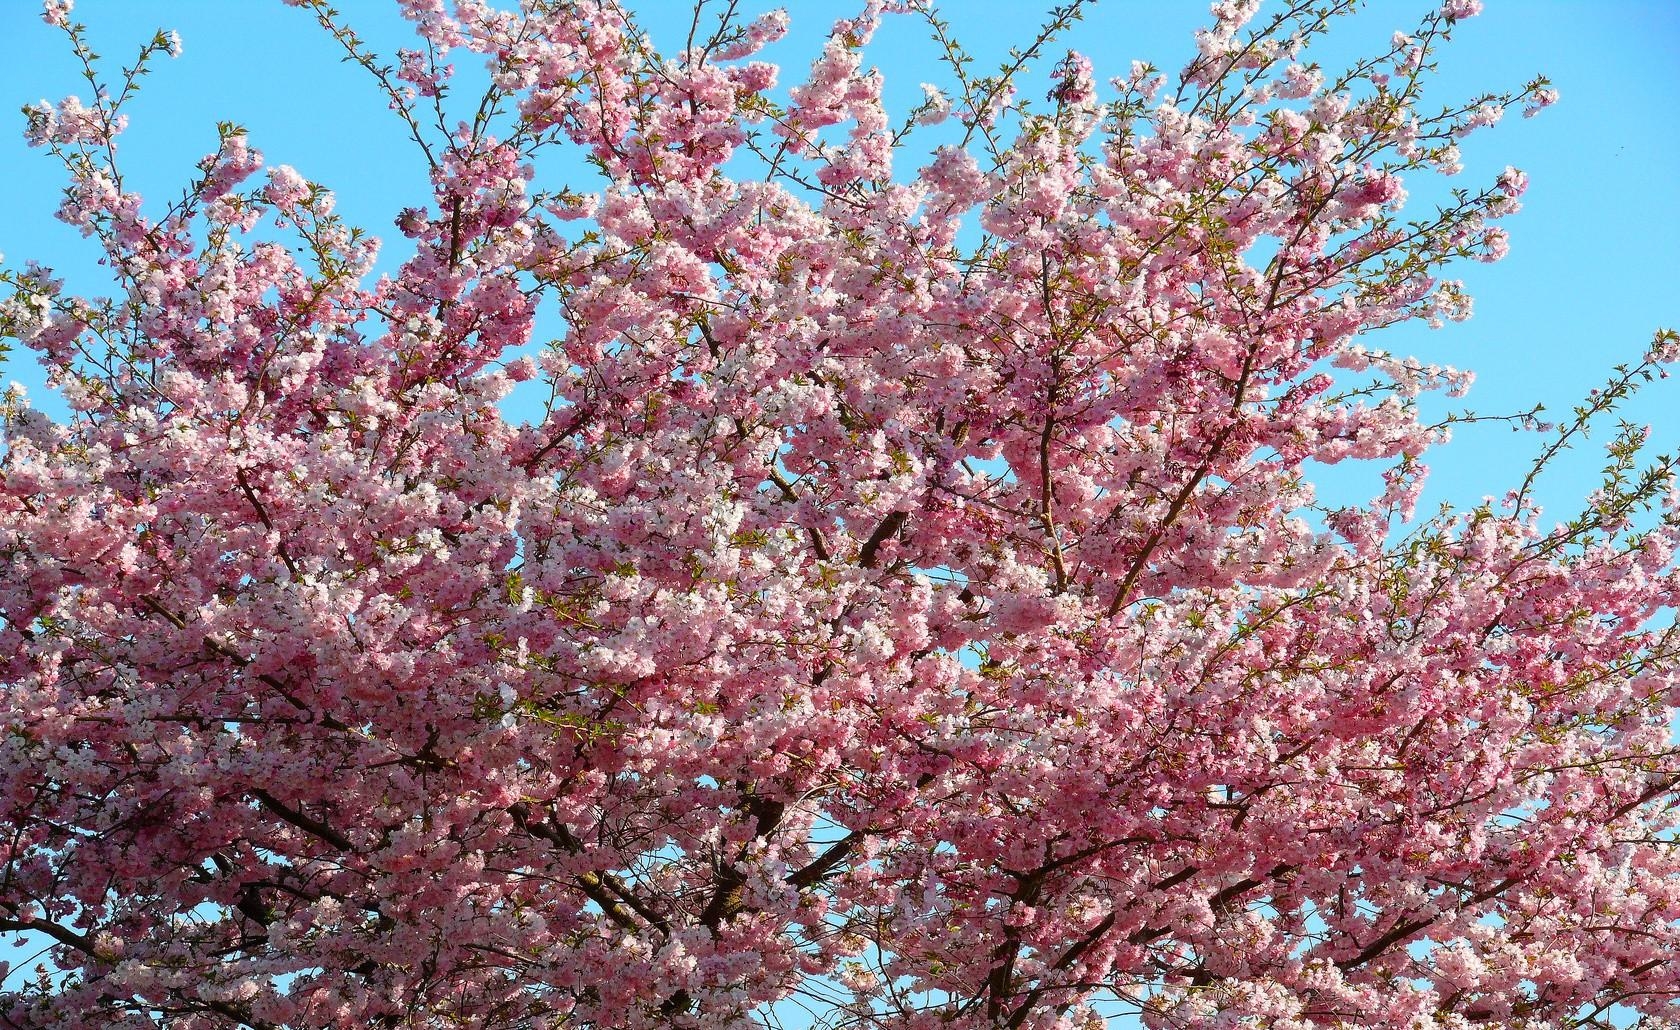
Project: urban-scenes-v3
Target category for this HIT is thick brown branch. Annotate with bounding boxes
[768,467,834,561]
[696,792,786,928]
[0,915,99,956]
[858,510,908,568]
[1337,871,1530,973]
[1106,340,1260,616]
[250,788,355,852]
[1004,910,1118,1030]
[234,466,301,581]
[786,830,862,890]
[507,804,669,935]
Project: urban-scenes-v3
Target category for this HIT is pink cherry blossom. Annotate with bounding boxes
[2,2,1676,1029]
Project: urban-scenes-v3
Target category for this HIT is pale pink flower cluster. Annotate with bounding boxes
[262,164,311,211]
[1049,51,1097,109]
[1523,84,1560,117]
[915,82,951,126]
[714,8,789,61]
[1275,62,1324,100]
[23,95,110,147]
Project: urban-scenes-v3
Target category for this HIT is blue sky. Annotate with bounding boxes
[1,0,1677,1004]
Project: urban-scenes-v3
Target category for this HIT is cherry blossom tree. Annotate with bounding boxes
[3,0,1678,1027]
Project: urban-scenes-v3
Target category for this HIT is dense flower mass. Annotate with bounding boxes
[2,1,1678,1028]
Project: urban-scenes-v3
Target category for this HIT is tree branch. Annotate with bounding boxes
[857,510,908,569]
[250,788,355,852]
